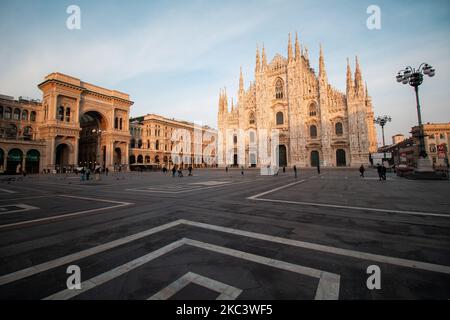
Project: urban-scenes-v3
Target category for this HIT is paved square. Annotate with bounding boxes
[0,168,449,299]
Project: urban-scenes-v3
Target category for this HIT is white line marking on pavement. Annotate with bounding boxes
[0,195,133,230]
[148,271,242,300]
[44,239,186,300]
[246,180,306,199]
[247,180,450,218]
[0,204,39,215]
[125,179,260,194]
[181,219,450,275]
[45,238,340,300]
[2,218,449,291]
[0,188,17,194]
[0,220,181,286]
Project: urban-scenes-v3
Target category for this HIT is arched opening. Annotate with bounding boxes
[250,153,257,167]
[5,107,12,120]
[25,149,40,174]
[145,156,150,164]
[137,155,143,164]
[7,148,23,174]
[130,138,136,148]
[276,112,284,125]
[275,78,284,99]
[309,103,317,117]
[22,110,28,121]
[336,149,346,167]
[155,155,160,163]
[277,145,287,166]
[129,155,136,164]
[310,125,318,138]
[310,150,320,167]
[30,111,36,122]
[6,124,18,139]
[114,147,122,165]
[23,126,33,140]
[55,144,70,170]
[233,154,238,166]
[79,111,106,167]
[13,108,20,120]
[335,122,343,136]
[0,148,4,172]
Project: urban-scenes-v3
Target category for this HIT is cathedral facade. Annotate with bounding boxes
[218,33,377,168]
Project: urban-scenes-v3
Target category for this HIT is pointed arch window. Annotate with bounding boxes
[310,125,318,138]
[275,78,284,99]
[13,108,20,120]
[249,112,255,125]
[5,107,12,120]
[276,112,284,125]
[22,110,28,121]
[309,103,317,117]
[335,122,343,136]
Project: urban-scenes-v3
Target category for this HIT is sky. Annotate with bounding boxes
[0,0,449,145]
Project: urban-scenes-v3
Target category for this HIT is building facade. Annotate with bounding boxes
[218,33,377,168]
[0,73,133,173]
[412,123,450,167]
[129,114,217,169]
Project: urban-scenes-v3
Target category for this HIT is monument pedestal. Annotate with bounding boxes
[407,157,448,180]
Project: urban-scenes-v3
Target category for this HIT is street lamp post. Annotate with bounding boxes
[374,115,392,164]
[396,63,435,170]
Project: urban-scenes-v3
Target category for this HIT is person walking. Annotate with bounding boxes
[172,166,177,178]
[105,167,109,176]
[359,165,365,178]
[376,164,383,181]
[381,165,387,181]
[86,168,91,181]
[283,166,286,173]
[225,166,228,173]
[241,166,244,176]
[293,165,297,178]
[80,167,86,182]
[317,163,321,174]
[188,166,193,176]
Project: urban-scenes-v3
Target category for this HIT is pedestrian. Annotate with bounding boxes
[241,166,244,175]
[188,166,193,176]
[283,166,286,173]
[86,168,90,181]
[225,166,228,173]
[376,164,382,181]
[317,163,321,174]
[381,165,387,181]
[293,165,297,178]
[172,166,177,178]
[178,168,183,178]
[105,167,109,176]
[80,167,86,182]
[359,164,365,178]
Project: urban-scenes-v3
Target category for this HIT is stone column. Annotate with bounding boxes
[124,143,129,171]
[73,138,79,166]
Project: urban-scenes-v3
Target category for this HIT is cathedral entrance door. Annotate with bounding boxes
[277,145,287,167]
[336,149,346,167]
[310,150,319,167]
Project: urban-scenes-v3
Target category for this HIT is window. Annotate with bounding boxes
[7,124,18,138]
[119,118,123,130]
[275,79,284,99]
[30,111,36,122]
[276,112,284,125]
[23,126,33,140]
[310,125,318,138]
[5,107,11,120]
[249,112,255,125]
[13,108,20,120]
[440,133,445,140]
[22,110,28,121]
[335,122,343,136]
[58,106,64,121]
[249,131,255,143]
[429,134,435,139]
[114,117,118,129]
[429,144,437,153]
[156,140,160,150]
[233,135,237,144]
[309,104,317,117]
[65,108,71,122]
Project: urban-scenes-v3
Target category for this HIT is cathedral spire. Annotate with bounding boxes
[287,33,293,62]
[261,44,267,70]
[319,44,327,81]
[255,45,261,73]
[346,58,353,94]
[295,32,300,61]
[354,56,364,96]
[304,45,309,61]
[239,67,244,92]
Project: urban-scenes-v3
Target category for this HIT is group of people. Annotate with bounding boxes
[168,165,193,178]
